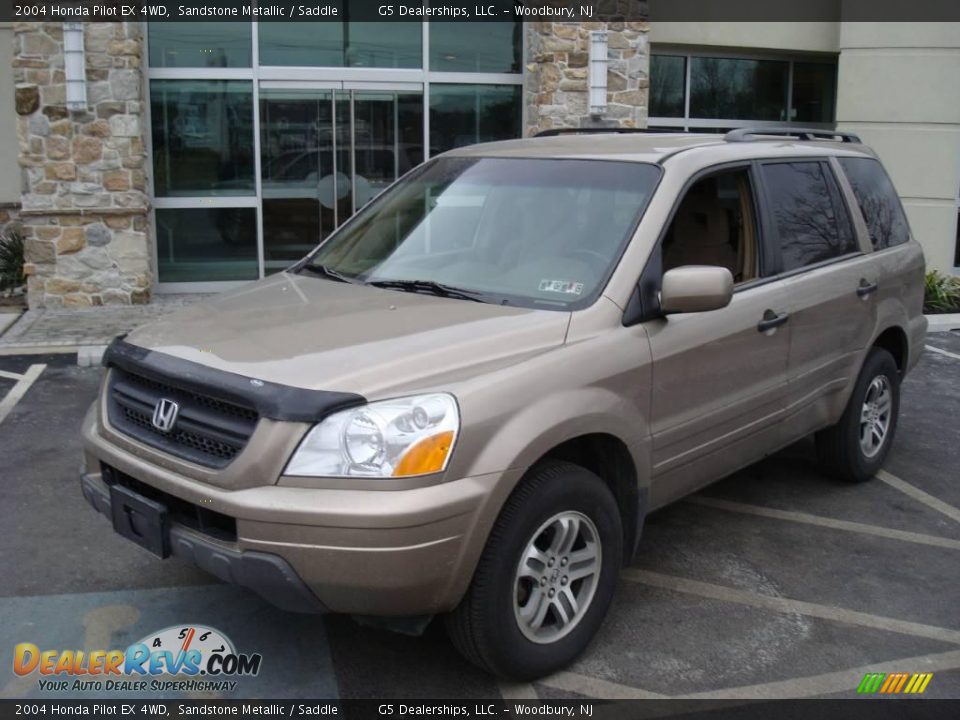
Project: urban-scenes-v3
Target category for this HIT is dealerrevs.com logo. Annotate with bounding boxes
[13,625,262,693]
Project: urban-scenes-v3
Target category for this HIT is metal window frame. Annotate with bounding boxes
[648,45,839,132]
[145,20,524,292]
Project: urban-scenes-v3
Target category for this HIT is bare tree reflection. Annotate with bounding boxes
[767,163,856,269]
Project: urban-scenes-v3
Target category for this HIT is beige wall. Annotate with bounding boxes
[0,23,20,205]
[836,22,960,273]
[650,22,839,54]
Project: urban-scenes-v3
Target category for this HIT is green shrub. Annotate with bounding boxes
[0,227,25,292]
[924,270,960,314]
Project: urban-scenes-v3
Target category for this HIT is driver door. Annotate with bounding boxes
[647,165,791,508]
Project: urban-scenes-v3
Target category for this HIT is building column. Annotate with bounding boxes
[836,21,960,274]
[14,21,150,309]
[525,16,650,135]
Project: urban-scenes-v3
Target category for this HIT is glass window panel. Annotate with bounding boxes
[649,55,685,118]
[429,84,522,155]
[258,22,344,66]
[260,90,335,275]
[791,62,836,123]
[150,80,255,197]
[148,22,251,68]
[335,90,354,218]
[762,162,858,271]
[353,92,424,210]
[838,157,911,250]
[346,22,421,68]
[690,56,788,121]
[955,210,960,267]
[430,22,522,73]
[258,22,420,67]
[663,169,759,283]
[156,208,258,282]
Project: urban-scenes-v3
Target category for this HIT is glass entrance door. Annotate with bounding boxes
[259,86,423,274]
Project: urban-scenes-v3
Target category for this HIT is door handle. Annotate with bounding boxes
[857,279,879,297]
[757,310,789,333]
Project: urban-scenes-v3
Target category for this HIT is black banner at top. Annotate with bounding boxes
[1,0,960,22]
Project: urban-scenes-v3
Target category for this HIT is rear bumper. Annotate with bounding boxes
[81,407,517,616]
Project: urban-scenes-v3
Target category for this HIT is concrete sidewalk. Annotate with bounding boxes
[0,294,206,360]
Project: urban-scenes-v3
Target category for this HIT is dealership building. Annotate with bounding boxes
[1,18,958,308]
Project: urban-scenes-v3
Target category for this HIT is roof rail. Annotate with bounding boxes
[725,127,862,144]
[534,127,668,138]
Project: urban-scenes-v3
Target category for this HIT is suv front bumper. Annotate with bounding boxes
[81,408,517,617]
[81,472,329,613]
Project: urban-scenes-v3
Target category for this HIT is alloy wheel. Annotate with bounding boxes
[859,375,892,458]
[513,511,602,644]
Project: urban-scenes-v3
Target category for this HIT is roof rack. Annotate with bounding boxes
[725,127,862,144]
[534,127,668,138]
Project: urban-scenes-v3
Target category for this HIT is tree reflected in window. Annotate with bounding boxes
[763,162,858,271]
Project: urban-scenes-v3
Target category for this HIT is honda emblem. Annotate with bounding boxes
[151,398,180,433]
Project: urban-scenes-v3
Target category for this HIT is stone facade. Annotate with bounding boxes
[14,22,150,309]
[525,19,650,135]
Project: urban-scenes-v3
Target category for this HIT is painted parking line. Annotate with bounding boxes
[686,496,960,551]
[540,648,960,701]
[877,469,960,526]
[681,647,960,699]
[0,368,25,381]
[0,363,45,426]
[925,344,960,361]
[540,671,668,699]
[497,681,539,700]
[620,569,960,645]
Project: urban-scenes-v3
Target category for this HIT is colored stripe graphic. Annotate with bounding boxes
[857,672,932,694]
[857,673,885,693]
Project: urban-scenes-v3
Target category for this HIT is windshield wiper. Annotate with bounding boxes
[367,279,487,303]
[298,261,356,284]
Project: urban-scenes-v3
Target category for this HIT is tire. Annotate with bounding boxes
[816,347,900,483]
[445,460,622,680]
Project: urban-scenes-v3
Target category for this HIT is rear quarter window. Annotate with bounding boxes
[838,157,911,250]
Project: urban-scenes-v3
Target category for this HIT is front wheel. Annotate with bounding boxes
[816,347,900,483]
[446,461,622,680]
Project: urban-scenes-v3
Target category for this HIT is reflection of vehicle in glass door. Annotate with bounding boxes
[259,84,424,274]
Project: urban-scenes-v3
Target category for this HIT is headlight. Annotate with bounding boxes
[284,393,459,478]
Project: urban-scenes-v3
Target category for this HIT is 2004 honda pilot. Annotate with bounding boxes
[81,128,926,679]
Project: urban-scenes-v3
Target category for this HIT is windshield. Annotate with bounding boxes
[298,157,661,309]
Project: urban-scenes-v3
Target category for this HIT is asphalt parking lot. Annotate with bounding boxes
[1,334,959,701]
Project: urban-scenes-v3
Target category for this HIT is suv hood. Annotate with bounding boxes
[124,273,570,397]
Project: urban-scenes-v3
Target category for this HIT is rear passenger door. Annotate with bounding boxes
[758,159,876,440]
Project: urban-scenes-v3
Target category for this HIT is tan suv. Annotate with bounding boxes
[80,128,926,679]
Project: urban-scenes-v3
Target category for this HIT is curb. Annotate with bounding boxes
[77,345,108,368]
[926,313,960,333]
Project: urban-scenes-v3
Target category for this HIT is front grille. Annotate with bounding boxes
[101,463,237,541]
[107,367,259,469]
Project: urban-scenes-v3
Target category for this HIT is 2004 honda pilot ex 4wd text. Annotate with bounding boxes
[80,128,926,680]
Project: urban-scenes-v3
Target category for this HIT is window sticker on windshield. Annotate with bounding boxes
[539,279,585,296]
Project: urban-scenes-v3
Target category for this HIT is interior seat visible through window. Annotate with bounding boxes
[662,169,758,283]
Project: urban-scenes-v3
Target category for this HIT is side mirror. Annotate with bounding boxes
[660,265,734,314]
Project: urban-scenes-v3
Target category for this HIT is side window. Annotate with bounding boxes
[761,161,858,272]
[662,168,759,284]
[837,157,911,250]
